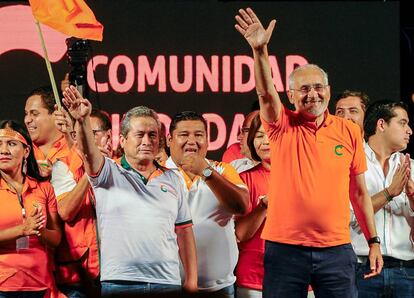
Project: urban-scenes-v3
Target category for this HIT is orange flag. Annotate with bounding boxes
[29,0,103,41]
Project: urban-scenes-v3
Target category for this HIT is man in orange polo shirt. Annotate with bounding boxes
[24,86,99,297]
[235,8,382,297]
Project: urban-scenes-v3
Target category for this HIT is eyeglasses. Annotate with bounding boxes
[290,84,328,94]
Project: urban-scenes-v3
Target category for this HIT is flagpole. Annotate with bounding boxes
[34,20,62,109]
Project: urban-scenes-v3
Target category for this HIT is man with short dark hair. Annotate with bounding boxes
[166,111,249,297]
[351,100,414,297]
[24,86,66,175]
[25,86,99,297]
[335,90,370,133]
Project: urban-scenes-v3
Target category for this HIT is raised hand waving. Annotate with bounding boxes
[62,86,91,122]
[235,8,276,50]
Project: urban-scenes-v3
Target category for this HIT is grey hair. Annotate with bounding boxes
[120,106,161,136]
[288,64,329,90]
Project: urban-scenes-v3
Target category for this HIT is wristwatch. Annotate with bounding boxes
[201,166,213,181]
[367,236,381,245]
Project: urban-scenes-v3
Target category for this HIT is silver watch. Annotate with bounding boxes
[201,166,213,180]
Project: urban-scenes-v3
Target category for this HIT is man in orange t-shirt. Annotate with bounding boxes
[235,8,382,298]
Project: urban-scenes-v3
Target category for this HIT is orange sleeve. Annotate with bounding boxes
[350,125,367,176]
[260,106,288,141]
[218,162,246,187]
[44,182,58,213]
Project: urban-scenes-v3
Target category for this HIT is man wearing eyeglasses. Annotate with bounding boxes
[229,110,259,173]
[90,109,113,159]
[235,8,382,298]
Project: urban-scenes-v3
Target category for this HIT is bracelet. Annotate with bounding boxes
[406,192,414,197]
[383,188,393,202]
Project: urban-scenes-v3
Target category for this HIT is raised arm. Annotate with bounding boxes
[235,8,280,123]
[349,173,383,279]
[53,105,75,148]
[63,86,103,176]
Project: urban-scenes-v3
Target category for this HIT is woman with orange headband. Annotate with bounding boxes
[0,120,61,298]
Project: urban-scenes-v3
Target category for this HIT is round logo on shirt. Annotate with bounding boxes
[334,145,344,156]
[160,185,168,192]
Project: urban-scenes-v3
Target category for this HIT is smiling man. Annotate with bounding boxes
[235,7,382,298]
[24,87,67,175]
[25,87,100,297]
[166,111,249,297]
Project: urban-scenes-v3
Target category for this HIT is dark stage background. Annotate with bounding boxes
[0,1,404,159]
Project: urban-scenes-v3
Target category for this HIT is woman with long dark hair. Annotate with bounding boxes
[0,120,61,298]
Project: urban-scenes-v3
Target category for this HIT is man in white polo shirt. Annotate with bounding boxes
[62,86,198,297]
[166,111,249,298]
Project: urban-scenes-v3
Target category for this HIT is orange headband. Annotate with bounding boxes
[0,129,28,146]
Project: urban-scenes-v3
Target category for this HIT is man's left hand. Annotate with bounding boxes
[364,244,383,279]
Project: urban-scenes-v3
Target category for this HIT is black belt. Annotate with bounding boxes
[359,256,414,268]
